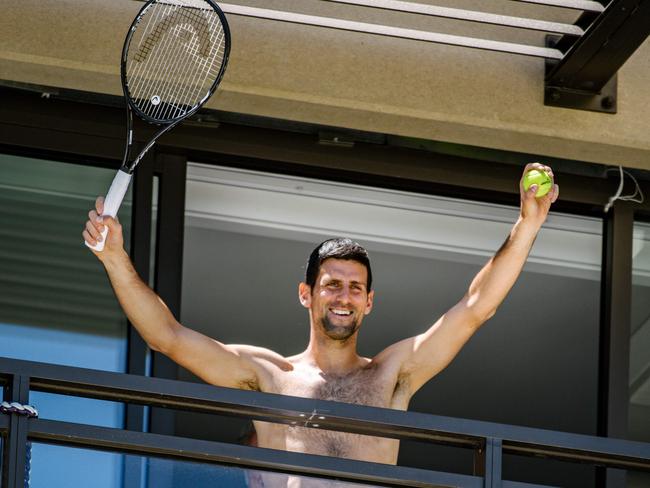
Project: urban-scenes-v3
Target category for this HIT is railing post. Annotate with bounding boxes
[475,438,503,488]
[1,375,30,488]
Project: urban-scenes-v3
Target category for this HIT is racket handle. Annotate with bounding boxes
[86,169,132,252]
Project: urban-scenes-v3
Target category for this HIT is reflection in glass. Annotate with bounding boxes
[29,393,124,428]
[31,442,382,488]
[0,154,132,488]
[181,164,602,486]
[629,220,650,488]
[0,154,130,371]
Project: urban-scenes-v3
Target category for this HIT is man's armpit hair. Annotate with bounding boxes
[237,377,261,391]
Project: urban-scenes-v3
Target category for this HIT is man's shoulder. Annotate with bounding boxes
[231,344,294,371]
[371,337,416,369]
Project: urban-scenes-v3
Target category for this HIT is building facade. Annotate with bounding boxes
[1,1,649,487]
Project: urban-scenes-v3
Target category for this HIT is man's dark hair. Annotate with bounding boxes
[305,238,372,291]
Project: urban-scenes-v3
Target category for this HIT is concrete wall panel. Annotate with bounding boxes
[1,0,648,169]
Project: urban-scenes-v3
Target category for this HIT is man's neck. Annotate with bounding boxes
[303,329,363,374]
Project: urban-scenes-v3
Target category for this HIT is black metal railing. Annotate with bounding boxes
[1,356,649,488]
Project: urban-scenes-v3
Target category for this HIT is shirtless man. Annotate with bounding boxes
[82,163,558,474]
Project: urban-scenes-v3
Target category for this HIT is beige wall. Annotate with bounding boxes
[2,0,649,170]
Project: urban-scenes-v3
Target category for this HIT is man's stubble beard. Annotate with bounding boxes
[320,314,362,342]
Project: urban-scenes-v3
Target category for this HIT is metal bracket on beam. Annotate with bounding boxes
[544,73,617,113]
[544,0,650,114]
[544,36,618,114]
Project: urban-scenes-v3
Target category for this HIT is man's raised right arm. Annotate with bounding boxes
[82,197,290,390]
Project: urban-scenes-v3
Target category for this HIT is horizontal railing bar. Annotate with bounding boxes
[321,0,584,36]
[500,428,650,472]
[28,419,483,488]
[508,0,605,12]
[1,358,480,448]
[2,357,650,471]
[504,441,650,472]
[219,4,564,60]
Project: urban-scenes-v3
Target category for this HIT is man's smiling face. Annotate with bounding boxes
[302,258,374,341]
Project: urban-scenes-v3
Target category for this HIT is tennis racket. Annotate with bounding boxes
[87,0,231,251]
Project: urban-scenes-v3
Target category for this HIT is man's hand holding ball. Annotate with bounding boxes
[523,168,553,197]
[519,163,559,227]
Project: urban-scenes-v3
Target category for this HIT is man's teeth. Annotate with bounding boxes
[331,309,353,316]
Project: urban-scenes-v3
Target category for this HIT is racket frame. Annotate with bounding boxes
[87,0,231,252]
[119,0,231,173]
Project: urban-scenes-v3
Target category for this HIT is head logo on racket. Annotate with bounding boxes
[134,8,213,64]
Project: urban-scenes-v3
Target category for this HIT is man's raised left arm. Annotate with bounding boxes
[461,162,559,323]
[377,163,559,395]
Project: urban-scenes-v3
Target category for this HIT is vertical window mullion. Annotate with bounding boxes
[123,153,156,488]
[598,201,634,487]
[150,153,187,436]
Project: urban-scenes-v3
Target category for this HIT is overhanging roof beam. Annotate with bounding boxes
[509,0,605,12]
[322,0,584,36]
[220,4,564,59]
[546,0,650,92]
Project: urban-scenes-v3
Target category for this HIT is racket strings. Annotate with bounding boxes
[150,8,209,118]
[146,7,199,119]
[125,0,226,122]
[130,5,183,117]
[135,7,215,114]
[157,11,224,120]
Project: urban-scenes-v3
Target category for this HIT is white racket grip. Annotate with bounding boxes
[86,169,132,252]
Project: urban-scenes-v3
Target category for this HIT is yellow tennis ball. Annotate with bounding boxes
[523,169,552,197]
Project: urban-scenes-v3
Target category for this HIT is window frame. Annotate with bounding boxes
[1,84,648,486]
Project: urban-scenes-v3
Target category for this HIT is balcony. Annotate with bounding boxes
[1,356,649,487]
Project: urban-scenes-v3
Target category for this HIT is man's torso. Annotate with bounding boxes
[253,355,411,465]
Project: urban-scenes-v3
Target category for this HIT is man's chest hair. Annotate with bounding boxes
[315,367,384,406]
[278,362,407,408]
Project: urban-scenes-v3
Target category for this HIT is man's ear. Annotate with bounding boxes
[298,282,312,309]
[364,290,375,315]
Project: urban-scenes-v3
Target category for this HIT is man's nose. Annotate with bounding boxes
[336,286,352,303]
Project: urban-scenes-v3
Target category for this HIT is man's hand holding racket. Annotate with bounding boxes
[83,197,127,262]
